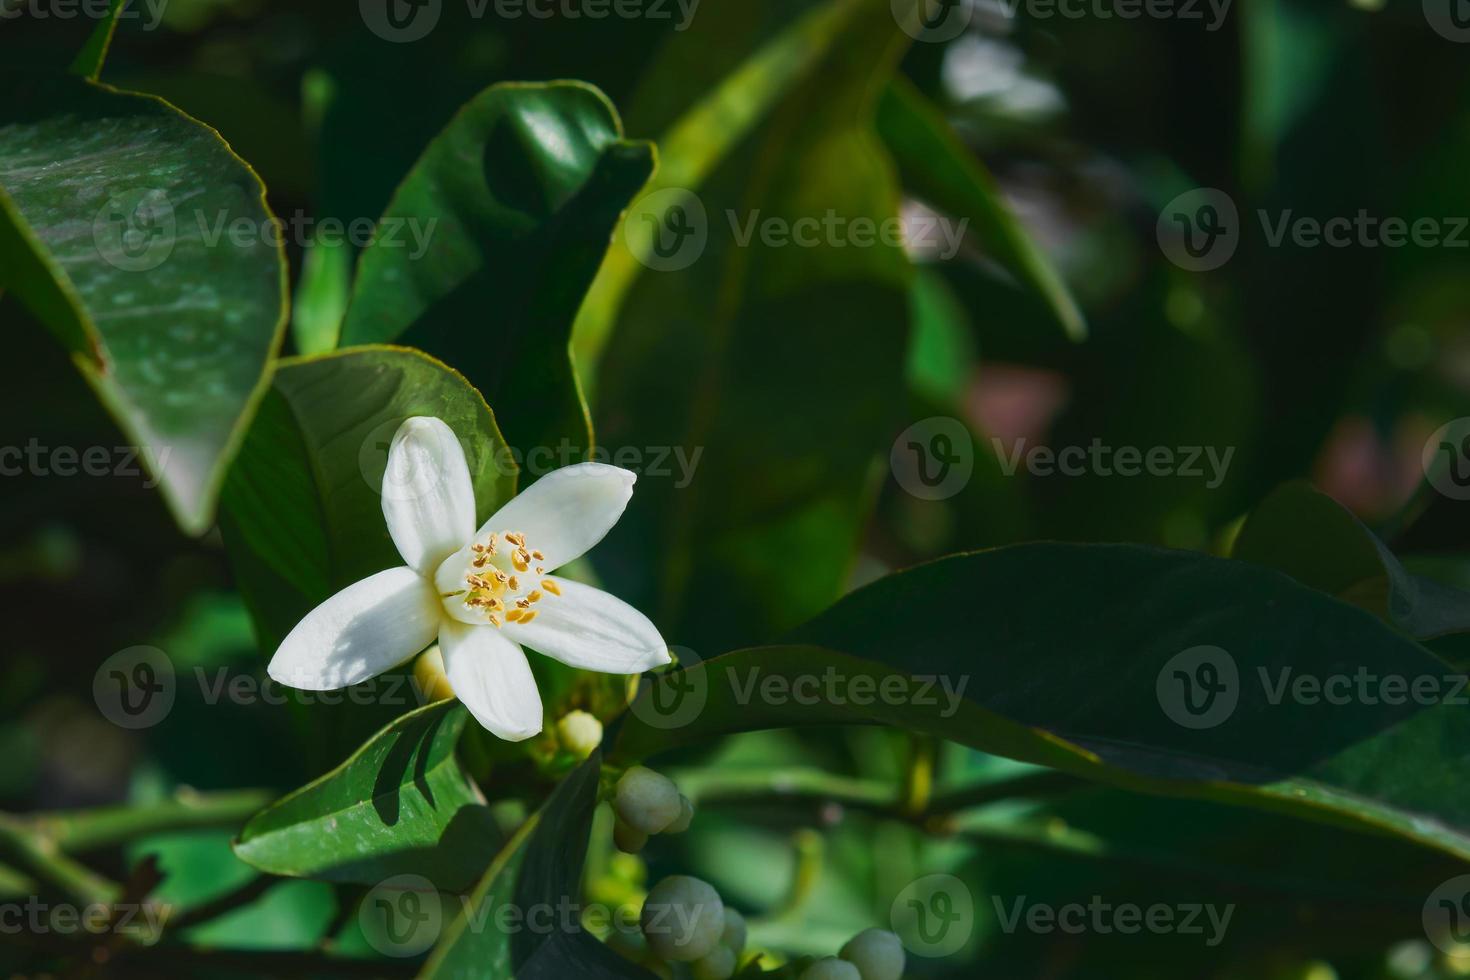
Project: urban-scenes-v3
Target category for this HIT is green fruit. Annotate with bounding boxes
[721,907,747,954]
[614,766,683,834]
[641,875,726,962]
[801,956,861,980]
[839,928,905,980]
[691,945,737,980]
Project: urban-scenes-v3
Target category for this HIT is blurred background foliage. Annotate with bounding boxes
[4,0,1470,976]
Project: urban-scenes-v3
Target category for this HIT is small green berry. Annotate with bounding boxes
[720,907,747,954]
[839,928,904,980]
[641,875,725,962]
[691,944,737,980]
[614,766,683,834]
[800,957,861,980]
[613,816,649,853]
[556,710,603,758]
[664,794,695,834]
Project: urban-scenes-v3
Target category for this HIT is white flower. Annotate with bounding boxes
[267,416,670,741]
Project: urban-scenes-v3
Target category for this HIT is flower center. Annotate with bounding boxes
[438,531,559,628]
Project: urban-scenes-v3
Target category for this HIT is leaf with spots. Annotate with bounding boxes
[0,74,287,534]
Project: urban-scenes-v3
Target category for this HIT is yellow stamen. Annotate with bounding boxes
[519,610,538,625]
[488,613,502,627]
[506,608,525,622]
[541,579,560,596]
[527,590,542,604]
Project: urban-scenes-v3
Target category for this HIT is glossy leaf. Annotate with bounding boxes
[876,76,1086,342]
[593,0,916,649]
[234,700,500,891]
[616,543,1470,861]
[0,75,287,534]
[421,754,652,978]
[339,82,654,459]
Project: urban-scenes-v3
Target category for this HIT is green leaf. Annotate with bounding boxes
[592,0,916,649]
[1234,480,1470,639]
[338,81,654,459]
[68,0,124,80]
[0,75,287,534]
[615,543,1470,861]
[573,0,867,373]
[876,77,1086,342]
[421,753,652,978]
[234,700,500,892]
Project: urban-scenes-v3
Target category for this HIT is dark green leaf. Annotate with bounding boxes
[616,543,1470,861]
[1234,480,1470,639]
[68,0,124,80]
[234,700,500,892]
[421,754,653,978]
[876,76,1086,341]
[339,82,654,459]
[0,75,287,534]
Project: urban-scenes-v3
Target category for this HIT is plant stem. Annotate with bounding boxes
[26,788,273,852]
[668,765,1084,825]
[0,814,118,906]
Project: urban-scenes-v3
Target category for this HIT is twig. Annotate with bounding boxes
[26,788,273,852]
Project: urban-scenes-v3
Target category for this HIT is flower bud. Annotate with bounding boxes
[720,907,747,954]
[839,928,905,980]
[614,766,683,834]
[641,875,725,962]
[613,816,649,853]
[412,645,456,702]
[663,794,695,834]
[691,945,737,980]
[556,710,603,758]
[800,957,861,980]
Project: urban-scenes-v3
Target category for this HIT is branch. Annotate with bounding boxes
[26,788,273,852]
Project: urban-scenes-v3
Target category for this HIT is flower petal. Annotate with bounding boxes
[268,567,440,690]
[439,621,543,741]
[477,463,635,571]
[504,577,670,674]
[382,417,476,575]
